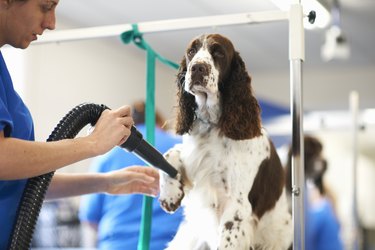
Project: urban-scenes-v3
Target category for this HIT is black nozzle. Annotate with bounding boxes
[121,126,178,178]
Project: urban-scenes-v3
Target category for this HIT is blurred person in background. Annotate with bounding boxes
[285,135,343,250]
[79,100,184,250]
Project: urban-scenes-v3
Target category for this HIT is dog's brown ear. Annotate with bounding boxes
[175,56,197,135]
[218,51,261,140]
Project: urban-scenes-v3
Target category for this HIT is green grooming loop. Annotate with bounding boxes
[121,24,179,250]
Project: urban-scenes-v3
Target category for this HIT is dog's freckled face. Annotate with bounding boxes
[159,34,293,250]
[184,35,236,110]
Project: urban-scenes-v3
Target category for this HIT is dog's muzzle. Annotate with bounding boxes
[190,62,210,87]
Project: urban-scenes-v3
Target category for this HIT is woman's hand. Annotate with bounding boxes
[89,105,134,155]
[104,166,160,197]
[46,166,160,200]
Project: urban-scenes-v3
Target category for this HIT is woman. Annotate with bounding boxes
[0,0,159,249]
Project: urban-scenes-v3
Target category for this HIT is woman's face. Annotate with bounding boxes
[2,0,59,48]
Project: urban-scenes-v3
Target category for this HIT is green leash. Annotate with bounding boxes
[121,24,179,250]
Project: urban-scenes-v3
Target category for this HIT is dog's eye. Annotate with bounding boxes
[213,50,225,58]
[187,48,196,57]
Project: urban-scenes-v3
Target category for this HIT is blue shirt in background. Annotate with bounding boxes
[0,51,35,249]
[79,124,184,250]
[306,197,344,250]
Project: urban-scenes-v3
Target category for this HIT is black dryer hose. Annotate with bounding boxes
[8,103,108,250]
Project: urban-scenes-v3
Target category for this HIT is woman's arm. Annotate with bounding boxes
[45,166,159,200]
[0,106,133,180]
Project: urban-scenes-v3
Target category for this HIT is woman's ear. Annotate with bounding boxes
[0,0,10,9]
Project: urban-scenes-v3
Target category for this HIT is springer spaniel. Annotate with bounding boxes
[159,34,292,250]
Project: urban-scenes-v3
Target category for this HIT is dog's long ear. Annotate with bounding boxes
[175,55,197,135]
[218,51,261,140]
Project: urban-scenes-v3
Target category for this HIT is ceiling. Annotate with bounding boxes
[52,0,375,111]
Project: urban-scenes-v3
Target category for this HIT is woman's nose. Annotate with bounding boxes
[42,11,56,30]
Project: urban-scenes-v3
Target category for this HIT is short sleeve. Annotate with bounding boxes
[0,95,12,137]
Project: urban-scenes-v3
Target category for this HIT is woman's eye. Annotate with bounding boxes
[41,1,56,12]
[41,5,51,12]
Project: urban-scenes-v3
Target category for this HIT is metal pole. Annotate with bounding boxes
[289,3,305,250]
[350,91,361,250]
[290,59,305,250]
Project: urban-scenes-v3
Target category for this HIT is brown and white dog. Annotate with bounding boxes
[159,34,292,250]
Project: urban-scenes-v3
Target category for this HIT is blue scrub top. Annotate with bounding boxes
[306,197,344,250]
[79,124,184,250]
[0,51,35,249]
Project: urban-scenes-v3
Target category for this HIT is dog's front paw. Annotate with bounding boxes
[159,172,184,213]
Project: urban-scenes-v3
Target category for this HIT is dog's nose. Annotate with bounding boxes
[191,63,208,76]
[191,63,208,86]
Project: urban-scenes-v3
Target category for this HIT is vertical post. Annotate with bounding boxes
[138,47,157,250]
[350,91,361,250]
[289,3,305,250]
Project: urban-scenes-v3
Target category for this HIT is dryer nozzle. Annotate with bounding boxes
[121,126,178,178]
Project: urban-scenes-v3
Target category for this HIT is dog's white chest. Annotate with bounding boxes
[180,129,270,204]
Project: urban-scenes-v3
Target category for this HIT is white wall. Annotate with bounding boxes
[2,47,26,96]
[250,66,375,111]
